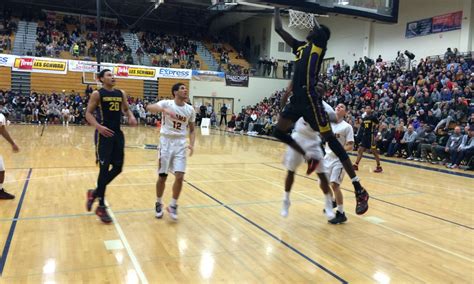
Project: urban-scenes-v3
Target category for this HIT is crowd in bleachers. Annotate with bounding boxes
[0,10,16,53]
[0,10,17,37]
[0,88,162,127]
[34,11,131,63]
[234,50,473,169]
[210,41,249,76]
[140,32,200,69]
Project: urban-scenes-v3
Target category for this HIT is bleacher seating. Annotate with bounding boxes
[158,78,189,100]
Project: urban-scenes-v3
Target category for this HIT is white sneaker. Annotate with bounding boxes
[414,157,420,161]
[324,207,335,220]
[167,205,178,220]
[407,156,413,160]
[155,202,164,218]
[281,199,291,217]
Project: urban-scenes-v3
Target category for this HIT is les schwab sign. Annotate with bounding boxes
[113,65,156,80]
[12,57,67,74]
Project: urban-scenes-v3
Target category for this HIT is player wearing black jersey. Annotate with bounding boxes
[353,105,383,172]
[272,7,369,215]
[85,69,137,223]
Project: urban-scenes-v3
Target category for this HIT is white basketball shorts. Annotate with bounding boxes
[283,133,324,172]
[158,136,188,175]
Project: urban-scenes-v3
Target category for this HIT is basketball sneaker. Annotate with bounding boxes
[167,205,178,220]
[0,188,15,199]
[353,164,359,171]
[86,189,96,211]
[374,166,383,173]
[95,206,112,223]
[281,199,291,217]
[355,189,369,215]
[328,211,347,224]
[306,159,319,175]
[155,202,164,219]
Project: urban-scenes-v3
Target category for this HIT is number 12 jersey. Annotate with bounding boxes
[157,100,196,137]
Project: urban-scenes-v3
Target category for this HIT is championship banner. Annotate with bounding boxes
[192,70,225,82]
[0,54,15,67]
[113,65,157,80]
[12,57,67,74]
[157,67,192,80]
[405,18,432,38]
[432,11,462,33]
[225,74,249,87]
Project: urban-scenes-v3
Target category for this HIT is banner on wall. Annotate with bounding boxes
[68,60,99,73]
[405,11,462,38]
[12,57,67,74]
[113,65,157,80]
[157,67,192,80]
[192,70,225,82]
[432,11,462,33]
[225,74,249,87]
[405,18,432,38]
[0,54,15,67]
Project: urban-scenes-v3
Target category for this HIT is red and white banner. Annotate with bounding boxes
[12,57,68,74]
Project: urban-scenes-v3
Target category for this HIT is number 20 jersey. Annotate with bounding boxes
[157,100,196,137]
[98,88,123,131]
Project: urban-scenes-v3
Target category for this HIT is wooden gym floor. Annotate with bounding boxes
[0,125,472,283]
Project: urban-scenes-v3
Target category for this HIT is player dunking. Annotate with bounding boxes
[85,69,137,223]
[273,7,369,215]
[0,102,20,200]
[318,104,354,224]
[353,105,383,172]
[147,83,196,220]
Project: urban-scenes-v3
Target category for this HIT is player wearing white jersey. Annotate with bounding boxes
[0,104,20,200]
[281,101,337,220]
[319,104,354,224]
[146,83,196,220]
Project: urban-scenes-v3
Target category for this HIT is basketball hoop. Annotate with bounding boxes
[288,9,316,30]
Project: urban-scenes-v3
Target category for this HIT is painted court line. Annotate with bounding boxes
[289,186,474,263]
[0,199,311,223]
[105,201,149,284]
[0,168,33,276]
[217,129,474,179]
[223,167,474,262]
[185,180,348,284]
[262,163,474,230]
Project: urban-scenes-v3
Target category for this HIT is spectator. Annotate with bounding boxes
[402,125,417,159]
[449,125,474,169]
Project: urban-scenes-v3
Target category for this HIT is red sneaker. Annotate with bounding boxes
[374,166,383,173]
[355,190,369,215]
[86,189,96,212]
[95,206,113,223]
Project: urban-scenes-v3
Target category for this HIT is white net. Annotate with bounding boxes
[288,9,315,30]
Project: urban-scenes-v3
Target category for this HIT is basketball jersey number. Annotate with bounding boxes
[173,121,182,130]
[109,102,120,111]
[295,43,308,62]
[364,122,370,128]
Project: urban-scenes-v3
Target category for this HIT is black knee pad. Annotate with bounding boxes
[159,173,168,177]
[273,127,294,145]
[326,134,349,162]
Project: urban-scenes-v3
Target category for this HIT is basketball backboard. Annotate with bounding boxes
[238,0,399,23]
